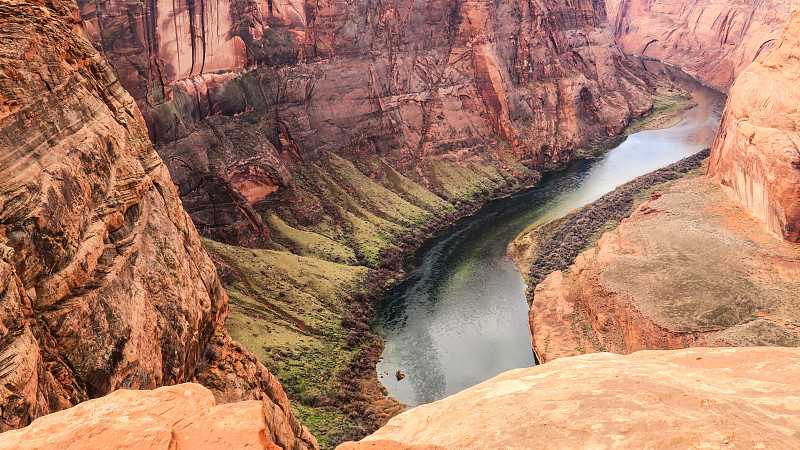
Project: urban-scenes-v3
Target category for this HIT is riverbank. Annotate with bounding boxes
[509,150,711,289]
[513,158,800,363]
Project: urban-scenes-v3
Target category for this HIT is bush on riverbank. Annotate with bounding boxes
[518,149,711,289]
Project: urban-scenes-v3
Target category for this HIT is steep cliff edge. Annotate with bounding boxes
[709,10,800,244]
[0,0,314,446]
[607,0,799,89]
[340,348,800,449]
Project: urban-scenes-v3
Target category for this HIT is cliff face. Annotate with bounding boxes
[77,0,660,243]
[0,0,314,446]
[709,10,800,244]
[340,348,800,449]
[607,0,799,89]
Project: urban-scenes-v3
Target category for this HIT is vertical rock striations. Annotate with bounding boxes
[77,0,660,244]
[607,0,800,90]
[0,0,315,446]
[709,10,800,243]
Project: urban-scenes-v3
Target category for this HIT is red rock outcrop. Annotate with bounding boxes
[607,0,799,89]
[340,348,800,449]
[0,383,286,449]
[0,0,314,446]
[709,10,800,243]
[77,0,661,243]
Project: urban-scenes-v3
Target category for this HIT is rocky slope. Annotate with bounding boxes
[607,0,800,89]
[709,10,800,244]
[340,347,800,449]
[0,0,313,447]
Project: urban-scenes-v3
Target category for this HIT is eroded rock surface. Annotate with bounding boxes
[77,0,662,243]
[607,0,799,89]
[0,0,314,446]
[340,348,800,449]
[709,10,800,244]
[0,383,283,449]
[529,174,800,363]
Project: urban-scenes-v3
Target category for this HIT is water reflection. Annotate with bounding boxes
[375,63,727,407]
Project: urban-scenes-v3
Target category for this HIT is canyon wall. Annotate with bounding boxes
[709,10,800,244]
[607,0,800,89]
[77,0,662,243]
[341,348,800,449]
[0,0,314,446]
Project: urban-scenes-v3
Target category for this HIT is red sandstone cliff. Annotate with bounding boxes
[607,0,799,89]
[0,0,314,446]
[76,0,661,243]
[709,10,800,244]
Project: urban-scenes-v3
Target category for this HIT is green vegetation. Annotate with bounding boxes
[200,149,540,448]
[623,85,696,135]
[512,150,711,291]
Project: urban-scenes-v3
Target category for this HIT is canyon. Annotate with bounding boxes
[1,0,800,447]
[74,0,677,443]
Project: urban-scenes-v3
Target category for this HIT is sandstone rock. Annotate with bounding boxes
[0,383,281,449]
[77,0,662,243]
[607,0,800,89]
[529,174,800,362]
[0,0,314,446]
[709,10,800,243]
[340,347,800,449]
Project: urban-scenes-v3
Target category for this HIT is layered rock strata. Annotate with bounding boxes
[709,10,800,243]
[607,0,800,89]
[0,0,314,446]
[340,348,800,449]
[77,0,662,242]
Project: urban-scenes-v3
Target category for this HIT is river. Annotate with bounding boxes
[374,61,727,408]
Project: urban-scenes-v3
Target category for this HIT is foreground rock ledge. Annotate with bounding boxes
[340,348,800,449]
[0,383,281,449]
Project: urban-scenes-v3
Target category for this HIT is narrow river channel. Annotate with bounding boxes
[375,61,727,407]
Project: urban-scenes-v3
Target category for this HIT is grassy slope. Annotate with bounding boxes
[204,148,537,448]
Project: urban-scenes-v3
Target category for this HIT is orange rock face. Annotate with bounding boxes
[709,10,800,243]
[607,0,800,89]
[0,383,281,449]
[341,348,800,449]
[0,0,314,446]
